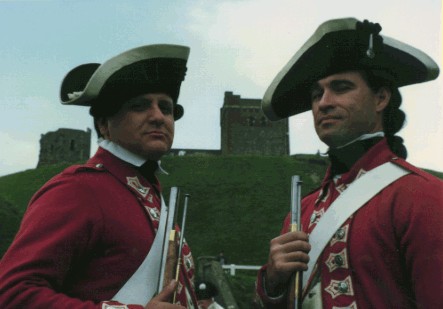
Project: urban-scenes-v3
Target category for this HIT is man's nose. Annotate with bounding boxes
[147,103,165,123]
[317,90,335,110]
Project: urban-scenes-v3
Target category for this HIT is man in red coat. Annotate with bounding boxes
[0,45,198,308]
[255,18,443,308]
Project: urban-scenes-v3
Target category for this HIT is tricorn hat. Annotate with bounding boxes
[262,17,440,120]
[60,44,190,120]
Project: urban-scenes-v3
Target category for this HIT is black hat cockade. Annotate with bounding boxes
[60,44,190,120]
[195,281,218,300]
[261,17,440,120]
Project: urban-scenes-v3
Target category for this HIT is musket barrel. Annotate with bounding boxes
[288,176,303,309]
[177,194,190,259]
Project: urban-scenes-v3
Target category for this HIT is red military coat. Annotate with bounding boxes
[0,147,198,308]
[256,139,443,308]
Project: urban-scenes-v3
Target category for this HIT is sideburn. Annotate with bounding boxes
[95,117,110,139]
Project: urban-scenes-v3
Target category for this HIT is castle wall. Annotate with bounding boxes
[37,128,91,167]
[220,91,289,155]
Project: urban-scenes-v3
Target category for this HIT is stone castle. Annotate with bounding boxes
[37,91,289,166]
[220,91,288,156]
[37,128,91,167]
[169,91,289,156]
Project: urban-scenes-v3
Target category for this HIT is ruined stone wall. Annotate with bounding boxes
[37,128,91,167]
[221,91,289,155]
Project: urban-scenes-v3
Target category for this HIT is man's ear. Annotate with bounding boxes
[375,87,391,113]
[96,117,109,139]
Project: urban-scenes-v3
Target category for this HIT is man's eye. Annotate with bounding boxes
[332,82,353,92]
[160,105,173,115]
[310,89,323,101]
[336,85,351,92]
[159,101,173,115]
[129,102,149,111]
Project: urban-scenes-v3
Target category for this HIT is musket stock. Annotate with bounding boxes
[288,176,303,309]
[172,193,190,303]
[164,230,178,290]
[158,187,180,293]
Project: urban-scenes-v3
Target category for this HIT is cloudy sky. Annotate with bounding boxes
[0,0,441,177]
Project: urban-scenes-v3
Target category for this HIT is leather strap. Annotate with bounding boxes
[303,162,410,289]
[112,196,168,305]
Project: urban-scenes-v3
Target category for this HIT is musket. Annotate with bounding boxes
[172,193,190,304]
[158,187,180,294]
[288,175,303,309]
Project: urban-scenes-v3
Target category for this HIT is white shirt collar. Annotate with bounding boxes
[98,138,169,175]
[329,131,385,181]
[335,131,385,149]
[319,131,385,157]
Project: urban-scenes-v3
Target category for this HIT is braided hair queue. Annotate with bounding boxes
[361,71,408,159]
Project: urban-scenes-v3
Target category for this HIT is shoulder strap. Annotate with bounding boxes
[303,162,410,289]
[112,196,169,305]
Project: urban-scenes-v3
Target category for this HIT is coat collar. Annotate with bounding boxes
[88,147,162,200]
[322,137,399,186]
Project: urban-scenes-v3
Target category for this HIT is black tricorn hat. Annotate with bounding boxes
[262,17,440,120]
[60,44,190,120]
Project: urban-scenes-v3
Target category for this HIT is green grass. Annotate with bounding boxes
[157,155,328,265]
[0,163,74,215]
[0,196,22,255]
[0,163,75,252]
[225,271,259,308]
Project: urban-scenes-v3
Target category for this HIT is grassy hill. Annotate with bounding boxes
[1,155,442,306]
[157,154,330,265]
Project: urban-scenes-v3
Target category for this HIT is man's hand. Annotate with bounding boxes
[145,280,185,309]
[265,231,311,295]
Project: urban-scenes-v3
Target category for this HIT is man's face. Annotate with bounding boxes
[99,93,175,160]
[310,71,390,147]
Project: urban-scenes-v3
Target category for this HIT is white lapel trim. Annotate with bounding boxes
[303,162,410,289]
[112,196,168,305]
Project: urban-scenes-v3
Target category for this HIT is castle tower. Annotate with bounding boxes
[37,128,91,167]
[220,91,289,155]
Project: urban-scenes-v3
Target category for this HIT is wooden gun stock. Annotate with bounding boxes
[163,230,178,290]
[158,187,179,295]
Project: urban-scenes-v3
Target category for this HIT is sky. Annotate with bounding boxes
[0,0,441,177]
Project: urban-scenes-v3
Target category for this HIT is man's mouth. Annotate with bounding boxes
[318,115,341,125]
[145,130,166,138]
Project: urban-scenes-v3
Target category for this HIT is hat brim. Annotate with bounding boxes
[262,17,440,120]
[60,44,190,120]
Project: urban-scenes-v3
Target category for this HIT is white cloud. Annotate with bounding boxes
[0,132,38,176]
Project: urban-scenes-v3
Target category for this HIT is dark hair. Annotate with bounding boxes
[361,71,407,158]
[92,117,103,139]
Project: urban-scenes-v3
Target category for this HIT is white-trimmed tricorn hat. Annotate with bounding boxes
[262,17,440,120]
[60,44,190,120]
